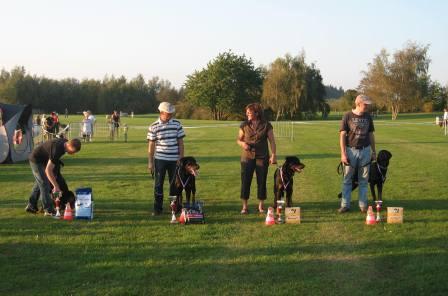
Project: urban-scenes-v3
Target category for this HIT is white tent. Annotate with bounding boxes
[0,103,33,164]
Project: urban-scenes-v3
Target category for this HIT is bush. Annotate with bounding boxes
[422,102,433,113]
[175,101,212,120]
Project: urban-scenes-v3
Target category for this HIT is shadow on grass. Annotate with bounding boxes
[1,236,446,295]
[3,198,446,224]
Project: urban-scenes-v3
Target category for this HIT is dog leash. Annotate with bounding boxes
[377,162,387,183]
[176,167,191,189]
[279,166,291,190]
[337,161,372,176]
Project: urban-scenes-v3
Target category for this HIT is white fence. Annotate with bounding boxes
[68,122,126,141]
[272,121,294,141]
[32,123,127,143]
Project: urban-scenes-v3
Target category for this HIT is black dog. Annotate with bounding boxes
[337,150,392,201]
[274,156,305,208]
[174,157,200,211]
[30,160,75,212]
[53,160,75,211]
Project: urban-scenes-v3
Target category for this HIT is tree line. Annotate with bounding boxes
[0,68,183,114]
[0,51,329,120]
[2,41,445,120]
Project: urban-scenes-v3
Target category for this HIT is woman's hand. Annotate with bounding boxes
[269,154,277,165]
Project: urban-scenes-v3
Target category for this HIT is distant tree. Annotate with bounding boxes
[185,51,263,120]
[425,81,447,111]
[262,53,326,120]
[303,63,326,113]
[0,66,26,104]
[262,53,306,120]
[360,41,430,119]
[324,85,344,99]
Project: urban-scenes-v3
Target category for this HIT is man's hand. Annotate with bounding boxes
[371,151,377,162]
[52,186,61,194]
[341,154,349,165]
[148,159,154,178]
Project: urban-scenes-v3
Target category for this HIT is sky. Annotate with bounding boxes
[0,0,446,90]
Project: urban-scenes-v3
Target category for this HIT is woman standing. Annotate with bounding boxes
[237,103,277,214]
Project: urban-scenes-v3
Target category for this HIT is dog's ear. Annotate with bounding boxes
[386,150,392,160]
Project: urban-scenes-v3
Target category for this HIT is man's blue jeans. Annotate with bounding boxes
[153,158,177,213]
[28,161,54,211]
[341,146,371,209]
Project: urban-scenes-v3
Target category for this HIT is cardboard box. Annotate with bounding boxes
[387,207,403,224]
[285,207,301,224]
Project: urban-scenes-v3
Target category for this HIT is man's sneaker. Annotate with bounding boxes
[44,210,56,217]
[25,203,38,214]
[338,207,350,213]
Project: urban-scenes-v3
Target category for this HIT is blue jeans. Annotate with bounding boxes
[341,146,371,209]
[153,158,177,213]
[28,161,54,211]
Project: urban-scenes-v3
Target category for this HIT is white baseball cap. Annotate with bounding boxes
[158,102,175,113]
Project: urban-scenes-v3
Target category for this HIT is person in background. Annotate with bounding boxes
[111,110,120,140]
[81,111,92,142]
[43,115,55,141]
[147,102,185,216]
[236,103,277,214]
[87,110,96,140]
[51,112,60,134]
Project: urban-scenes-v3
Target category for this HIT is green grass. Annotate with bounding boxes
[1,114,447,295]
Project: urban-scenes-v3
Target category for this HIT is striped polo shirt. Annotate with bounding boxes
[147,118,185,161]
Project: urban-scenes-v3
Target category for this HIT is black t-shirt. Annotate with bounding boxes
[29,138,67,164]
[340,111,375,148]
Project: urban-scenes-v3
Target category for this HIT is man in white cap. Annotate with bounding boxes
[339,94,376,213]
[147,102,185,215]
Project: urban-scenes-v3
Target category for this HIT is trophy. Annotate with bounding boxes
[375,200,383,222]
[53,191,61,218]
[169,196,178,224]
[276,199,285,224]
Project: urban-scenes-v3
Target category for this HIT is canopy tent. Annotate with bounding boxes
[0,103,34,164]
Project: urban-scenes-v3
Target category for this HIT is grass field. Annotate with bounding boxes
[1,113,447,295]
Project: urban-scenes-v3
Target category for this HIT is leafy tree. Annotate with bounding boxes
[425,81,447,111]
[360,42,430,119]
[185,51,263,120]
[0,66,26,104]
[262,53,326,120]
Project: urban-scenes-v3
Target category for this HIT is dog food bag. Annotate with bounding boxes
[75,187,94,220]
